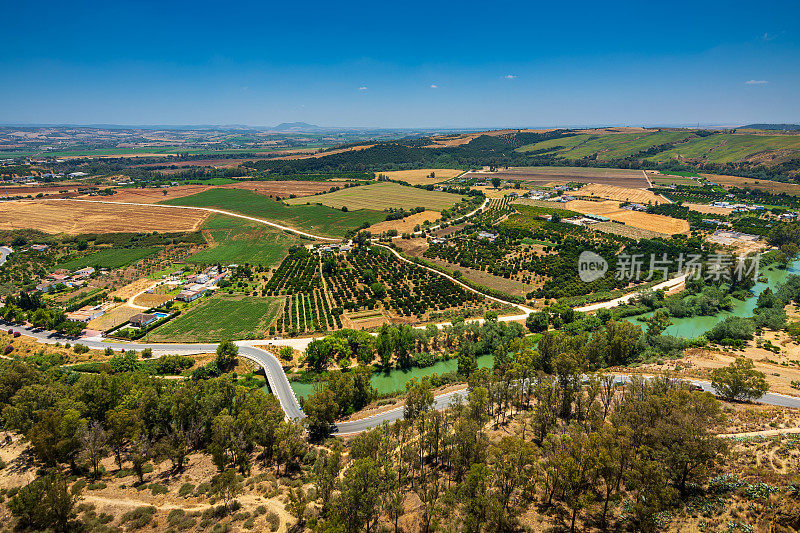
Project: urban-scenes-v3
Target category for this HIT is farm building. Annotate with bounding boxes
[67,305,105,323]
[129,313,158,328]
[177,289,205,302]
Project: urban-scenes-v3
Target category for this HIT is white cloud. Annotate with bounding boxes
[504,74,516,80]
[430,84,438,89]
[358,86,368,91]
[745,79,769,85]
[762,32,776,41]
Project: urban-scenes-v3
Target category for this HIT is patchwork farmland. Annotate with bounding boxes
[162,188,386,237]
[284,181,464,211]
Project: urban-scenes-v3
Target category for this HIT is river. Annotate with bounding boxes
[632,260,800,338]
[282,260,800,399]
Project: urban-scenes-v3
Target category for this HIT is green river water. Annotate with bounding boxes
[632,260,800,338]
[283,260,800,399]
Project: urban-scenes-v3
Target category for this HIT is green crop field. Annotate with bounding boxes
[284,181,464,211]
[55,247,159,271]
[161,188,385,238]
[517,131,692,160]
[187,215,302,266]
[648,134,800,163]
[147,294,281,342]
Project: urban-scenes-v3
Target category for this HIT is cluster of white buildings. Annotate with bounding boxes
[710,201,765,212]
[177,265,230,302]
[36,266,96,293]
[309,242,353,254]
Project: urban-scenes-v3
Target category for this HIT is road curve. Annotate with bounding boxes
[44,198,339,242]
[0,320,304,421]
[4,320,800,435]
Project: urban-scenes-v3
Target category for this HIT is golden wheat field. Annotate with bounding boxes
[0,200,208,234]
[576,183,667,205]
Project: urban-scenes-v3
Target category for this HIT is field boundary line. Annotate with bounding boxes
[42,198,339,241]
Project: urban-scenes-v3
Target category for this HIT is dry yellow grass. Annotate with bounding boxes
[132,293,174,308]
[606,210,688,234]
[367,210,440,234]
[703,173,800,195]
[577,183,666,205]
[87,305,141,331]
[564,199,623,215]
[0,200,208,234]
[578,183,665,204]
[376,169,463,185]
[564,199,689,235]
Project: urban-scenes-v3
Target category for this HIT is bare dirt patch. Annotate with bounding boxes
[0,200,208,234]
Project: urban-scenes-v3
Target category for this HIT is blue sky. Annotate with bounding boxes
[1,0,798,128]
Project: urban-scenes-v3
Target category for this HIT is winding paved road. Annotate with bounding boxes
[12,194,796,434]
[5,318,800,435]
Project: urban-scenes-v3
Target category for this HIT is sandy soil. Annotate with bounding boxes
[0,432,36,490]
[95,185,211,203]
[0,200,208,234]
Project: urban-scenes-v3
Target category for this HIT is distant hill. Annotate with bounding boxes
[742,124,800,131]
[270,122,325,132]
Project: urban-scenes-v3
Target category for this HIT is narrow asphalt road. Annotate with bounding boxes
[4,320,800,434]
[0,320,304,421]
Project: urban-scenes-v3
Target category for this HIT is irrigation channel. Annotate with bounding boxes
[283,259,800,401]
